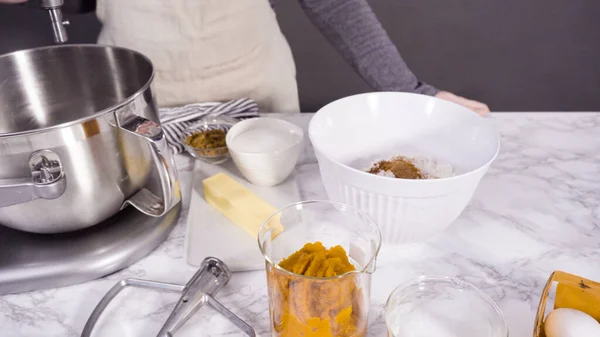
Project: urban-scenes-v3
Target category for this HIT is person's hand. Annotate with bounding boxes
[0,0,27,3]
[435,91,490,116]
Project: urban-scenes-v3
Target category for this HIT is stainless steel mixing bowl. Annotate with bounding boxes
[0,44,180,233]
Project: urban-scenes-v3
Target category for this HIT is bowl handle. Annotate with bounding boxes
[116,109,181,217]
[0,150,67,208]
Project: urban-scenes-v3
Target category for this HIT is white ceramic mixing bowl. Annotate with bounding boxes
[308,92,500,244]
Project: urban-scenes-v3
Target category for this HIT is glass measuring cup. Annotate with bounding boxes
[258,200,382,337]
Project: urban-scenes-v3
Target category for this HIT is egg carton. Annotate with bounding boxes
[534,270,600,337]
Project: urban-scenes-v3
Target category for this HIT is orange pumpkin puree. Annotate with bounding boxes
[266,242,367,337]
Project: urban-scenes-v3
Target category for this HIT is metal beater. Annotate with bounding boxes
[81,257,256,337]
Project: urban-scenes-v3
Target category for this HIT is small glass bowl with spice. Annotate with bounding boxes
[181,115,238,164]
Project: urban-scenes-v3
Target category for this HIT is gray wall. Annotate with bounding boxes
[1,1,599,112]
[0,4,100,52]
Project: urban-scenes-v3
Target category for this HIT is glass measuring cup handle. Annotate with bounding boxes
[80,257,256,337]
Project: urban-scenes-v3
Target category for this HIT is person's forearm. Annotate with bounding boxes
[296,0,437,95]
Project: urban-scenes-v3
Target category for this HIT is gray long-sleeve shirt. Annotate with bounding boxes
[271,0,438,95]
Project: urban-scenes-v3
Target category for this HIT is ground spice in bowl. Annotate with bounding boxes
[367,157,424,179]
[365,156,454,180]
[184,129,227,156]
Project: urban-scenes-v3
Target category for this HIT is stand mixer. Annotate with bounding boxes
[0,4,183,295]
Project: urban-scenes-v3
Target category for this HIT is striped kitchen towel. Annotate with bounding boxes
[159,98,259,154]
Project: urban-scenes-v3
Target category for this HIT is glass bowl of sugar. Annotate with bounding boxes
[385,276,508,337]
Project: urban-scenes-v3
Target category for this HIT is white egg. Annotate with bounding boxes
[544,308,600,337]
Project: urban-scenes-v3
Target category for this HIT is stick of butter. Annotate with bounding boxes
[203,172,283,238]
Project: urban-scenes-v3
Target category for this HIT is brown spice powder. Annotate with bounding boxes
[185,129,228,156]
[367,157,424,179]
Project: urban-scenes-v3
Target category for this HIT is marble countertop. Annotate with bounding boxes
[2,112,600,337]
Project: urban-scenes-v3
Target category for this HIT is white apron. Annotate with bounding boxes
[96,0,299,112]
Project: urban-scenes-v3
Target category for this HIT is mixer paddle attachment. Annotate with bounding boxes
[81,257,256,337]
